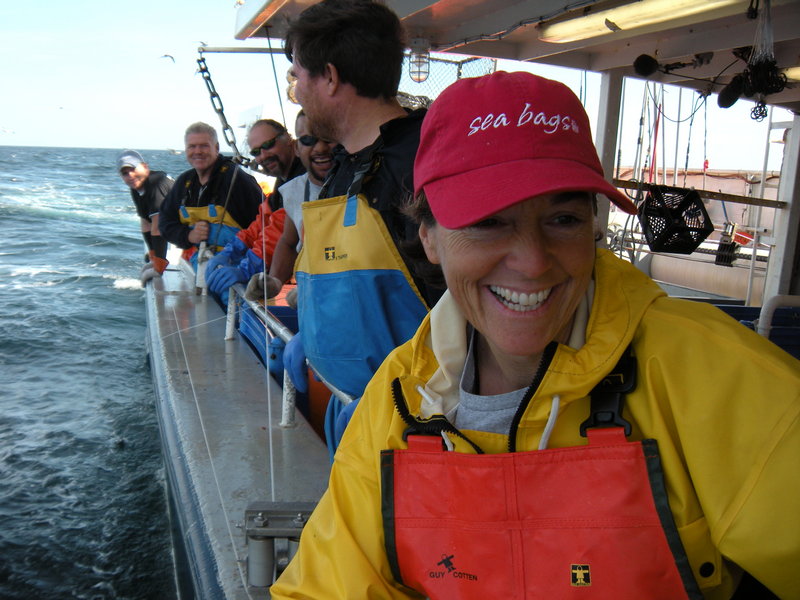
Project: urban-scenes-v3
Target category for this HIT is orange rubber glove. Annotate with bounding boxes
[148,250,169,274]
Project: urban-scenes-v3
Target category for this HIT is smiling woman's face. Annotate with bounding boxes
[420,192,596,370]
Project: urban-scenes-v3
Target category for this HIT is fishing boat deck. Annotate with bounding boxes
[145,263,330,599]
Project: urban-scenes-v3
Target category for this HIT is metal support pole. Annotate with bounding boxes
[195,242,209,296]
[246,533,275,588]
[280,370,297,428]
[673,88,682,187]
[244,502,316,588]
[225,285,238,340]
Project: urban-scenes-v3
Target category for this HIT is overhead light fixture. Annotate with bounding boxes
[784,66,800,81]
[539,0,740,43]
[409,38,430,83]
[409,53,430,83]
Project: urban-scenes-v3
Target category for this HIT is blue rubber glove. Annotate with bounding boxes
[207,266,247,295]
[283,333,308,394]
[228,236,249,261]
[267,337,286,378]
[324,394,344,463]
[239,249,265,280]
[334,398,359,447]
[322,396,360,462]
[205,261,227,290]
[205,250,233,274]
[206,236,249,274]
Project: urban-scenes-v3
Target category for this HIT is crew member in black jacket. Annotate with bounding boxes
[159,122,262,262]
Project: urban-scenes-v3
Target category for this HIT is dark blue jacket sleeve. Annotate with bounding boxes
[158,176,192,249]
[225,167,263,229]
[150,172,174,217]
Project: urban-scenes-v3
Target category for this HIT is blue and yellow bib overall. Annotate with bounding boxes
[177,163,245,266]
[178,203,242,253]
[295,192,428,400]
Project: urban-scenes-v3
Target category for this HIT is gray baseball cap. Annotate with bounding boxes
[117,149,145,171]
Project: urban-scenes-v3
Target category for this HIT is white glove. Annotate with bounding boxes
[244,273,266,302]
[245,273,284,302]
[266,275,283,299]
[285,287,298,309]
[140,265,161,287]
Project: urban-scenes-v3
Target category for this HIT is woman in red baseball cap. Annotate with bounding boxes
[270,71,799,600]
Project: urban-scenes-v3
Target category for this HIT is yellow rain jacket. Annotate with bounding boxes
[270,249,800,600]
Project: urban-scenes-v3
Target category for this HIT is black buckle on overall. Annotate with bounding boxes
[580,346,636,437]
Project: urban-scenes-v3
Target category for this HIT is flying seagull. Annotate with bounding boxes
[160,54,175,62]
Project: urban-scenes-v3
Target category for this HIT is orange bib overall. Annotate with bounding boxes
[381,428,702,599]
[381,348,702,599]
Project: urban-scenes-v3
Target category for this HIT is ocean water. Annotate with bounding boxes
[0,146,190,599]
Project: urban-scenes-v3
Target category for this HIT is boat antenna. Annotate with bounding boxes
[681,93,706,187]
[266,31,288,130]
[261,33,289,501]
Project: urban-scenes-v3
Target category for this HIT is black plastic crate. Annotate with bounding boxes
[638,185,714,254]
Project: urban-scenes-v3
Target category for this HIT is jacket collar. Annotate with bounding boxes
[414,249,664,419]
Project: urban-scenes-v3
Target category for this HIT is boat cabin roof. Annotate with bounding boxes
[234,0,800,300]
[235,0,800,114]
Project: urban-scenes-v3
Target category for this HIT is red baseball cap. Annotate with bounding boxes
[414,70,637,228]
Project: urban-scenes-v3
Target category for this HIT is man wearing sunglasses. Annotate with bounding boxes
[247,119,305,211]
[205,118,307,303]
[245,110,335,302]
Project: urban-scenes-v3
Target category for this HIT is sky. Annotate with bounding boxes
[0,0,792,172]
[0,0,295,154]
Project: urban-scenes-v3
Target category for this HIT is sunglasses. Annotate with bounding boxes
[298,135,322,147]
[249,133,283,157]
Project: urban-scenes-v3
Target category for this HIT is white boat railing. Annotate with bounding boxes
[757,294,800,338]
[226,282,356,428]
[222,285,340,589]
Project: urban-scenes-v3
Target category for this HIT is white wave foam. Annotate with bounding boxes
[2,280,58,290]
[113,278,142,290]
[11,267,63,277]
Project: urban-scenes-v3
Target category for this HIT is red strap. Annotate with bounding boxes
[585,426,629,446]
[405,435,445,453]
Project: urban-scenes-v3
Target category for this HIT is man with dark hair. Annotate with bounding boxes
[158,122,263,264]
[284,0,405,91]
[116,149,174,283]
[284,0,406,133]
[282,0,441,453]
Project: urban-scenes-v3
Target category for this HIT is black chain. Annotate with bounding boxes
[197,54,243,161]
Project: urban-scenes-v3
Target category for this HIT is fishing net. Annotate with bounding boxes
[743,0,786,120]
[638,185,714,254]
